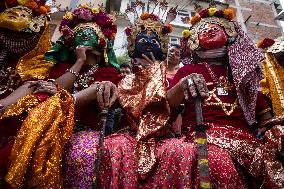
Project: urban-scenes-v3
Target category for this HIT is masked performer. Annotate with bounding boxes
[0,0,52,104]
[0,5,120,189]
[96,1,187,188]
[257,36,284,157]
[165,6,284,188]
[0,1,53,187]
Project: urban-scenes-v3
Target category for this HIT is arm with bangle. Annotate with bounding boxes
[55,45,92,92]
[55,58,84,92]
[72,81,118,110]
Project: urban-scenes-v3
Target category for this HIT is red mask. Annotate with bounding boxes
[198,24,228,50]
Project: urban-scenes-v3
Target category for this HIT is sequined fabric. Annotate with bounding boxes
[260,52,284,116]
[0,95,40,119]
[5,89,74,189]
[99,134,248,188]
[118,62,170,179]
[168,64,284,188]
[16,22,55,81]
[227,27,263,125]
[98,63,284,188]
[62,130,99,189]
[260,52,284,161]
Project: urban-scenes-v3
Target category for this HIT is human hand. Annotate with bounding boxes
[28,80,57,95]
[75,45,93,62]
[95,81,118,109]
[180,73,209,100]
[257,116,284,139]
[133,52,160,68]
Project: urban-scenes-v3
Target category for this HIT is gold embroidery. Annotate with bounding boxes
[204,87,239,115]
[260,53,284,116]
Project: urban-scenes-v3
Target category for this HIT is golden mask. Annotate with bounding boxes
[0,6,32,32]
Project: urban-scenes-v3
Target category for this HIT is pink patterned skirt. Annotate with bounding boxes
[62,130,99,189]
[98,124,283,189]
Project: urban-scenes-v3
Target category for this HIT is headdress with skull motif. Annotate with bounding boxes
[124,0,177,59]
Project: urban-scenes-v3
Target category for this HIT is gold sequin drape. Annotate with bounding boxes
[5,89,74,189]
[118,62,170,179]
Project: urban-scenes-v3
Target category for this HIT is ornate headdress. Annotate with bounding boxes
[0,0,50,32]
[45,4,119,69]
[182,5,238,51]
[124,0,177,59]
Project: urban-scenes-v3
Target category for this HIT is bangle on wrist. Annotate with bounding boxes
[47,79,56,83]
[66,69,79,78]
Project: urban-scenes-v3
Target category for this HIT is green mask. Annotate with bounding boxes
[73,28,99,49]
[45,27,120,71]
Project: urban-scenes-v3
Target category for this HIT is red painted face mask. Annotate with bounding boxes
[198,24,228,50]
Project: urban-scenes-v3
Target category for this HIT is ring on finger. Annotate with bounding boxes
[187,78,194,86]
[96,85,103,92]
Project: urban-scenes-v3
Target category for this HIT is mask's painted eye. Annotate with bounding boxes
[151,39,159,45]
[138,38,147,43]
[212,26,219,31]
[199,29,208,34]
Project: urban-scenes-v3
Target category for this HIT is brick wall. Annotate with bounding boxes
[237,0,282,41]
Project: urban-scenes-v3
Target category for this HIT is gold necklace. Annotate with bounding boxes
[204,87,239,115]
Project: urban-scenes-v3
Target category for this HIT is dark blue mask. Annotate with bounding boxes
[133,29,163,61]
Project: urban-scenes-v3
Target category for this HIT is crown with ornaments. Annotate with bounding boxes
[181,3,238,51]
[45,3,119,69]
[0,0,51,15]
[123,0,177,58]
[59,3,117,50]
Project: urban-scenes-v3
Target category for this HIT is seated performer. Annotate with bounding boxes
[0,1,54,187]
[0,5,121,189]
[166,6,284,188]
[0,0,53,105]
